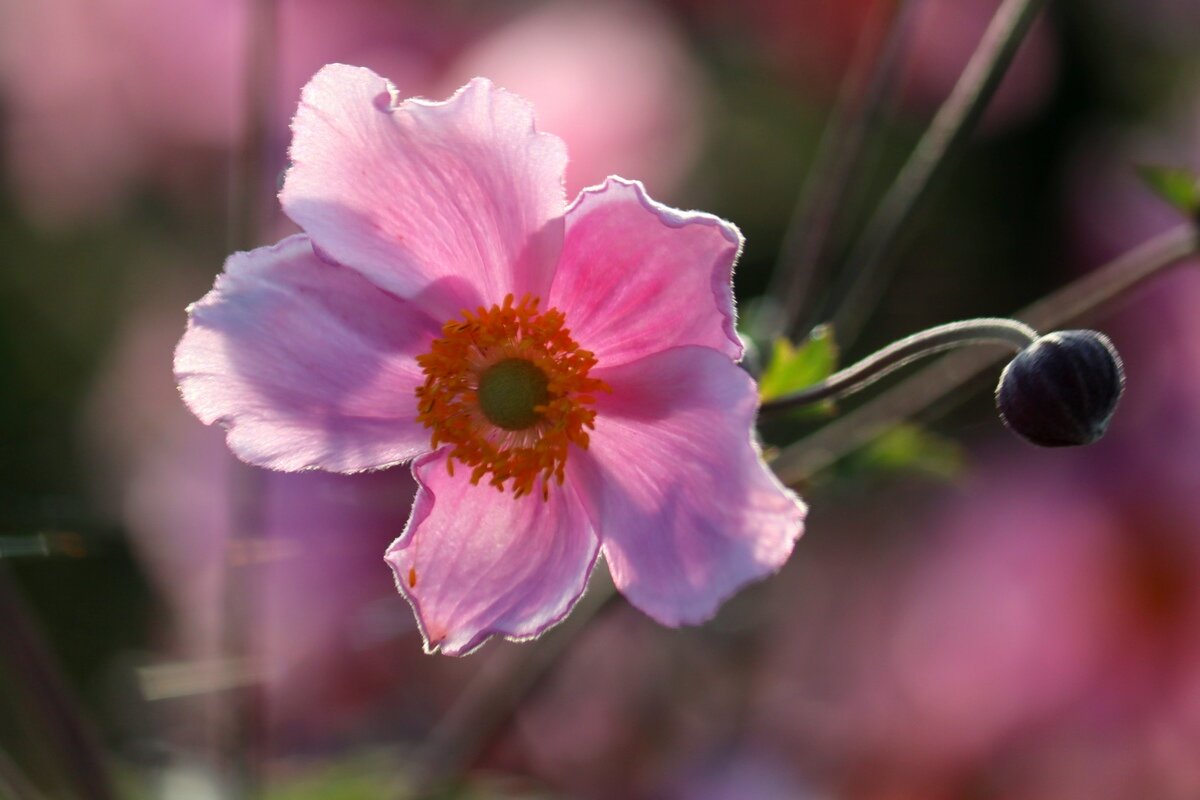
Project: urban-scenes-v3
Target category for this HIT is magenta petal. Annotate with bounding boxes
[571,346,805,626]
[549,177,743,367]
[282,65,569,318]
[175,235,439,472]
[386,450,599,656]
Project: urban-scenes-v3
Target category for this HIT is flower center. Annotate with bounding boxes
[477,358,550,431]
[415,294,608,499]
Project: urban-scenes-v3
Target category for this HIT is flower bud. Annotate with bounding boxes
[995,330,1125,447]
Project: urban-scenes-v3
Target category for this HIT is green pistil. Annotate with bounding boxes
[478,358,550,431]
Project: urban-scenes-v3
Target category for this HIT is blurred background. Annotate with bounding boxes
[2,0,1200,797]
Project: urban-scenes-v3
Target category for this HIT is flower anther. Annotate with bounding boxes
[415,294,608,499]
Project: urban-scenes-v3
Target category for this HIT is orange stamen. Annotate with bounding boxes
[415,294,609,499]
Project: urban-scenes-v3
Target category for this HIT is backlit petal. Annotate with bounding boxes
[175,235,438,472]
[570,346,805,625]
[282,65,568,318]
[549,177,742,367]
[386,450,599,656]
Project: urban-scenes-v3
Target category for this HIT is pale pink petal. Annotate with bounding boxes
[282,64,568,318]
[549,177,743,367]
[570,346,805,625]
[175,234,439,472]
[386,450,599,656]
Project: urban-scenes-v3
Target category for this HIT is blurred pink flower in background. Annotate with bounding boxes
[511,604,816,798]
[441,1,706,200]
[876,466,1116,766]
[1,0,708,227]
[753,449,1200,795]
[0,0,454,227]
[86,288,424,749]
[512,610,680,795]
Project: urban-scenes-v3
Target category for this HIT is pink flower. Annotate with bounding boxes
[440,0,706,200]
[0,0,448,226]
[174,65,805,656]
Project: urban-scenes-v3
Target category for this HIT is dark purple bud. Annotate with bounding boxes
[995,330,1125,447]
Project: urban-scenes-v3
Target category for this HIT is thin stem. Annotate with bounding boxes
[220,0,277,794]
[770,224,1200,484]
[761,318,1036,413]
[761,0,917,341]
[0,533,86,559]
[829,0,1046,347]
[226,0,278,254]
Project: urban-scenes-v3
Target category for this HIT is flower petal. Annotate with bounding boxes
[386,450,599,656]
[549,177,743,367]
[282,65,569,318]
[175,234,439,472]
[570,346,805,625]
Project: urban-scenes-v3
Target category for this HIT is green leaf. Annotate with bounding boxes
[855,424,964,480]
[758,325,838,404]
[1137,164,1200,216]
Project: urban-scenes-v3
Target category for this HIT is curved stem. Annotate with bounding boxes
[761,318,1036,413]
[771,224,1200,484]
